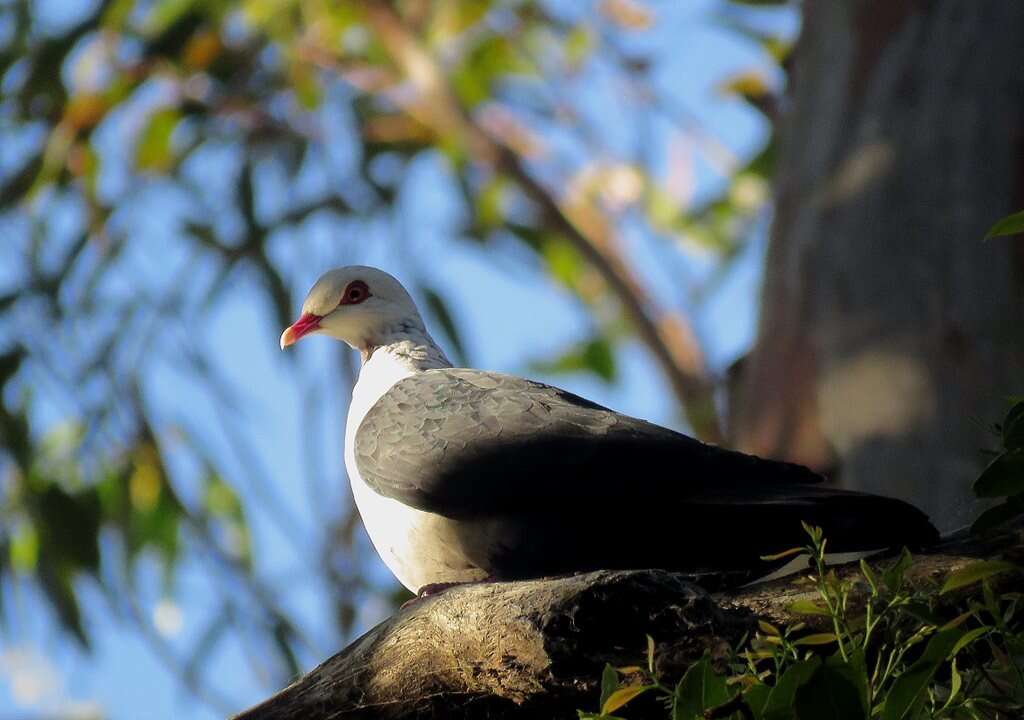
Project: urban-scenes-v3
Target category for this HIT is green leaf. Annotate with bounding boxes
[971,496,1024,535]
[646,634,655,673]
[475,176,508,228]
[36,483,102,573]
[718,70,771,111]
[793,663,866,720]
[940,560,1019,594]
[539,235,585,287]
[0,405,32,471]
[38,565,89,649]
[672,656,731,720]
[102,0,136,28]
[827,655,868,716]
[599,663,618,712]
[10,522,39,573]
[940,658,962,712]
[529,337,617,383]
[859,559,878,594]
[973,450,1024,498]
[760,546,805,562]
[800,522,823,547]
[786,599,831,616]
[451,35,530,107]
[204,474,248,563]
[28,124,75,199]
[948,626,989,658]
[428,0,493,44]
[205,475,242,519]
[1003,400,1024,450]
[881,628,963,720]
[882,548,914,591]
[143,0,197,36]
[746,139,776,180]
[136,109,181,171]
[984,209,1024,239]
[744,683,771,718]
[939,610,973,631]
[614,666,643,675]
[901,601,945,628]
[565,25,595,66]
[827,651,869,717]
[270,616,302,680]
[982,578,1000,619]
[793,633,837,647]
[602,685,651,715]
[0,348,25,387]
[762,659,818,720]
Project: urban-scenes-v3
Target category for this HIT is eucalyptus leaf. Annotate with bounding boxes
[793,633,837,647]
[940,560,1019,594]
[882,548,914,591]
[762,659,818,720]
[971,496,1024,535]
[599,663,618,712]
[136,109,180,171]
[973,450,1024,498]
[880,628,963,720]
[940,658,962,712]
[786,599,830,616]
[672,656,731,720]
[760,546,804,561]
[1002,400,1024,450]
[529,337,617,383]
[793,663,866,720]
[601,685,650,715]
[984,209,1024,239]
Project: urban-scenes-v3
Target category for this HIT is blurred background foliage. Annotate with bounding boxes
[0,0,792,717]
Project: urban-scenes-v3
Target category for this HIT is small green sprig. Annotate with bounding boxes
[579,526,1022,720]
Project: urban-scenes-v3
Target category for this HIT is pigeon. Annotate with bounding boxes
[281,266,939,594]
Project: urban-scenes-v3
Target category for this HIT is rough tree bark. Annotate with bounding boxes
[233,529,1022,720]
[730,1,1024,532]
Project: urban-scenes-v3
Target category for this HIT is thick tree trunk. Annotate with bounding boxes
[233,528,1020,720]
[730,1,1024,532]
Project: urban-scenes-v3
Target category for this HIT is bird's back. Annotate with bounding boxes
[353,368,938,588]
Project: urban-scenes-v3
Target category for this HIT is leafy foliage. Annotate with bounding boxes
[580,526,1024,720]
[971,399,1024,534]
[984,210,1024,239]
[0,0,789,712]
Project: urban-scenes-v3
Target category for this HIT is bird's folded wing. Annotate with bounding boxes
[353,368,823,519]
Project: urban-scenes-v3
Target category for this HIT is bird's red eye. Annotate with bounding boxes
[340,280,370,306]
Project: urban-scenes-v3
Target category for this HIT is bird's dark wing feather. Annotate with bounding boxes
[354,368,811,512]
[354,369,937,560]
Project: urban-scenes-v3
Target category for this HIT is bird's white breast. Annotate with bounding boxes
[344,349,485,592]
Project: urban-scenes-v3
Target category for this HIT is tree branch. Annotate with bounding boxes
[233,526,1022,720]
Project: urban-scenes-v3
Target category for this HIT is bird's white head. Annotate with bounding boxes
[280,266,425,352]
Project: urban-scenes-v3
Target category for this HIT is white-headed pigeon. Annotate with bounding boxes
[281,266,938,594]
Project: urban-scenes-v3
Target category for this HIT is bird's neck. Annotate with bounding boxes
[359,321,452,372]
[347,324,451,439]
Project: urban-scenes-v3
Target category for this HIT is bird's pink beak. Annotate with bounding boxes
[280,313,322,349]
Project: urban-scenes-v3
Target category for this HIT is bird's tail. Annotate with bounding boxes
[798,488,940,553]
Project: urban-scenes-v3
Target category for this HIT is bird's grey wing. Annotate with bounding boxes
[353,368,820,519]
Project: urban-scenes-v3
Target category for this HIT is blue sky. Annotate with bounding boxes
[0,1,797,717]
